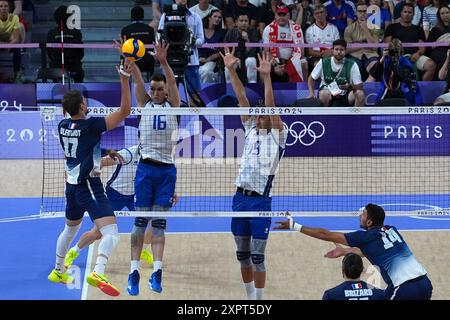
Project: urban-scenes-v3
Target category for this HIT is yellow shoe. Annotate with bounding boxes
[64,248,79,269]
[140,248,154,266]
[48,269,74,284]
[86,272,120,297]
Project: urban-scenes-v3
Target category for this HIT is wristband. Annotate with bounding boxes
[288,216,303,231]
[119,64,131,78]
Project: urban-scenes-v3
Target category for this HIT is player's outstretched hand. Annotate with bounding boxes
[273,211,292,230]
[324,243,346,259]
[256,51,273,77]
[113,34,127,57]
[117,58,136,79]
[220,47,239,70]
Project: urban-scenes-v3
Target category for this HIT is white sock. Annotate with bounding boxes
[244,281,256,300]
[153,260,163,272]
[94,256,107,275]
[73,244,81,253]
[131,260,140,273]
[255,287,264,300]
[55,224,81,272]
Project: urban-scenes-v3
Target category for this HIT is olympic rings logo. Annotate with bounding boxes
[284,121,325,146]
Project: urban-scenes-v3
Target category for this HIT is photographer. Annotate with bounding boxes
[158,0,205,106]
[433,47,450,105]
[369,38,422,105]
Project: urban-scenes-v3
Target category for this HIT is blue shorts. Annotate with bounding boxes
[231,191,272,240]
[185,65,201,94]
[65,177,114,221]
[386,275,433,300]
[134,161,176,208]
[105,186,135,211]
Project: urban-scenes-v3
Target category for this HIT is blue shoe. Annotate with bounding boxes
[127,270,140,296]
[149,269,162,293]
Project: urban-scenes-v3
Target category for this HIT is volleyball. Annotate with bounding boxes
[121,38,145,62]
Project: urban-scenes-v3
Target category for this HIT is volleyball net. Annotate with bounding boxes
[39,106,450,218]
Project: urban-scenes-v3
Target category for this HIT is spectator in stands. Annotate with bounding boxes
[325,0,355,37]
[393,0,421,26]
[223,0,259,30]
[199,9,225,83]
[47,5,84,83]
[190,0,219,19]
[308,39,365,107]
[262,3,307,82]
[224,13,259,83]
[367,0,392,37]
[370,39,422,105]
[433,47,450,105]
[295,0,316,33]
[152,0,174,29]
[322,253,385,300]
[0,0,24,83]
[121,6,155,78]
[427,5,450,72]
[258,0,278,39]
[344,1,381,81]
[423,0,448,38]
[159,0,204,107]
[305,4,340,71]
[384,3,436,81]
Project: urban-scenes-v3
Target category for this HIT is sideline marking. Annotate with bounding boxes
[81,243,94,300]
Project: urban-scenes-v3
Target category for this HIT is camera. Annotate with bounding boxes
[388,48,399,57]
[160,4,193,73]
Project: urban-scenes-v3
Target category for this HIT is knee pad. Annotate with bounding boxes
[236,251,252,268]
[134,217,149,228]
[64,223,81,237]
[98,224,120,257]
[251,254,265,272]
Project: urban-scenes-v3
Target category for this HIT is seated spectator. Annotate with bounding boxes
[199,9,225,83]
[393,0,421,26]
[370,39,422,105]
[308,39,365,107]
[190,0,219,19]
[433,47,450,105]
[384,3,436,81]
[223,0,259,30]
[322,253,385,300]
[258,0,278,39]
[305,4,340,70]
[323,0,356,12]
[325,0,355,37]
[344,1,381,81]
[262,3,307,82]
[46,5,84,82]
[423,0,448,39]
[121,6,155,77]
[367,0,392,37]
[427,6,450,73]
[295,0,316,33]
[0,0,24,82]
[224,13,259,83]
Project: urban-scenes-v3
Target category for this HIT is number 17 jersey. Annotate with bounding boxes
[58,117,107,185]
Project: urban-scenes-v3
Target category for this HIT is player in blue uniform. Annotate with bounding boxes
[47,60,132,297]
[322,253,385,300]
[275,203,433,300]
[222,48,286,300]
[125,40,181,295]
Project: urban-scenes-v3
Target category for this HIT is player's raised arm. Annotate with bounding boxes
[105,60,132,131]
[220,47,250,122]
[155,41,181,108]
[256,52,283,130]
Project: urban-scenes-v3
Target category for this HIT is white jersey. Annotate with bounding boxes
[139,100,178,164]
[106,145,139,196]
[305,23,340,52]
[235,117,287,197]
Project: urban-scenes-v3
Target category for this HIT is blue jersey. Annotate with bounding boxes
[322,280,385,300]
[58,117,107,185]
[345,226,427,288]
[325,2,355,36]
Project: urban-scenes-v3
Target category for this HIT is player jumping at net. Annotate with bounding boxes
[63,146,155,270]
[221,48,287,300]
[275,203,433,300]
[47,59,132,297]
[124,40,181,295]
